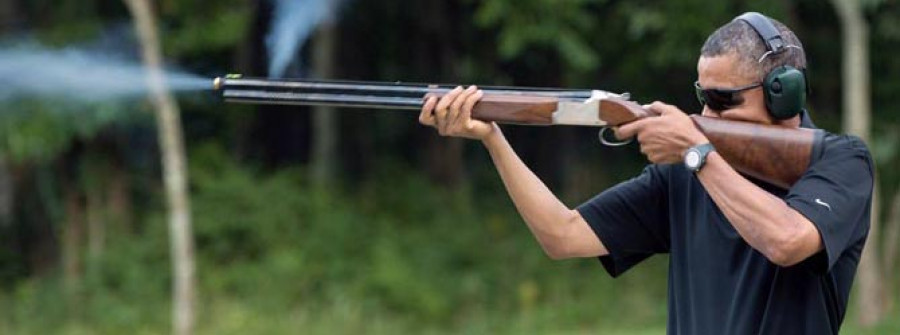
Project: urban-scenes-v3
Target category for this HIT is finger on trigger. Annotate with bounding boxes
[616,122,640,140]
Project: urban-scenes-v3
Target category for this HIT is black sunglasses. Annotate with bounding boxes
[694,81,762,111]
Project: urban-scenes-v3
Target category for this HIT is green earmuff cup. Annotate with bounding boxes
[763,66,806,120]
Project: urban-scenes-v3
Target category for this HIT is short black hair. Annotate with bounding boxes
[701,16,806,82]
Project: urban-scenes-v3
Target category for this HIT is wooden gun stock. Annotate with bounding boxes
[423,93,562,125]
[599,98,823,189]
[471,95,560,125]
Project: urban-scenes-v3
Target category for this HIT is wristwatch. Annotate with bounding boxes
[684,143,715,172]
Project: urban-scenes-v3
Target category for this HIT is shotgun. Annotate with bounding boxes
[212,74,824,189]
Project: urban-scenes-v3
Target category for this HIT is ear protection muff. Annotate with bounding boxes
[734,12,807,120]
[764,66,807,120]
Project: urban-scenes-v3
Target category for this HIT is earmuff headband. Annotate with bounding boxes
[734,12,787,55]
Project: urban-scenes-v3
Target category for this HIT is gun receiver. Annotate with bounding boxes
[214,75,823,189]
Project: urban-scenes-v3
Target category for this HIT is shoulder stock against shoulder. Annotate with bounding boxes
[691,115,822,189]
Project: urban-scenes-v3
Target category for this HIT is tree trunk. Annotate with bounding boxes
[0,0,22,32]
[831,0,884,327]
[86,174,105,264]
[0,0,17,229]
[311,21,339,187]
[858,184,884,325]
[0,155,13,227]
[882,185,899,312]
[57,146,86,306]
[123,1,197,334]
[231,0,267,162]
[107,157,133,234]
[62,180,84,298]
[422,0,465,187]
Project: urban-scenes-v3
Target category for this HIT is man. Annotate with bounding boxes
[418,12,873,335]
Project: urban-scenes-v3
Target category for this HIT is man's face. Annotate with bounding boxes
[696,53,772,125]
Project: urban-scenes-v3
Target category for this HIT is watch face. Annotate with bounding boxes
[685,150,701,169]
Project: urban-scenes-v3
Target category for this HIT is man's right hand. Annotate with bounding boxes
[419,85,496,141]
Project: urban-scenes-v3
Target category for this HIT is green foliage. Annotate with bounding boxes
[161,0,252,58]
[614,0,788,69]
[26,0,108,46]
[0,100,145,163]
[474,0,605,71]
[0,146,670,333]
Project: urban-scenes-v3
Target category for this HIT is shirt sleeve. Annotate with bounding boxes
[784,134,874,274]
[576,165,671,277]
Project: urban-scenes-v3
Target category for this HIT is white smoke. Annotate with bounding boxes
[0,44,208,102]
[266,0,342,78]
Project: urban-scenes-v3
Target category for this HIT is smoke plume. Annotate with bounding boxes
[0,44,208,102]
[266,0,341,78]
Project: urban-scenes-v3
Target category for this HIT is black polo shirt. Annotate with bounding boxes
[576,114,873,335]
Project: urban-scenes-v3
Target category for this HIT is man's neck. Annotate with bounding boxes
[776,117,802,128]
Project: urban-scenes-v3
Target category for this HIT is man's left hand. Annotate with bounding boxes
[615,102,710,164]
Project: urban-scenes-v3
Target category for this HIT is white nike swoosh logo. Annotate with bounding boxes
[815,198,832,211]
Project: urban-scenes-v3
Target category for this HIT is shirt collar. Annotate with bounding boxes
[799,109,817,129]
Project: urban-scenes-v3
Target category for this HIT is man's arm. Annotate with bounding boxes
[697,152,822,266]
[481,124,608,259]
[617,102,822,267]
[419,86,607,259]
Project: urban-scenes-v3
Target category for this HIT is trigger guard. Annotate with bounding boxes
[599,127,633,147]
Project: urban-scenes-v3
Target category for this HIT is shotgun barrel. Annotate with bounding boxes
[214,74,599,110]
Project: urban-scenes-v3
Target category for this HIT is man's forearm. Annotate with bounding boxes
[697,152,822,266]
[481,124,607,258]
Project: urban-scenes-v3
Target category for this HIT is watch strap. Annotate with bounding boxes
[694,142,715,157]
[687,142,715,172]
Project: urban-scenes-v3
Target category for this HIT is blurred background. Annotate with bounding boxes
[0,0,898,334]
